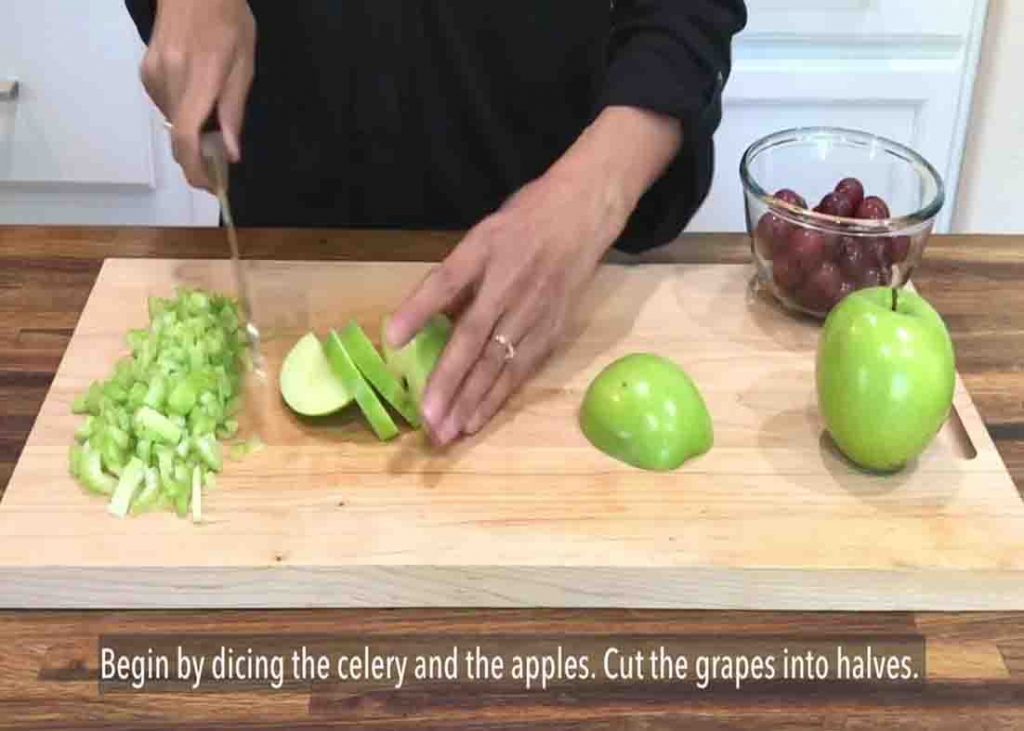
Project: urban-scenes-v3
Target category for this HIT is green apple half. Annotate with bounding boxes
[816,287,955,472]
[279,332,354,417]
[324,331,399,441]
[339,322,420,427]
[381,314,453,407]
[580,353,713,471]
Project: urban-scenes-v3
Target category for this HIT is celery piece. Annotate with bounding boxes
[216,419,239,440]
[105,424,131,452]
[131,467,162,514]
[68,444,83,479]
[108,457,146,518]
[191,465,203,524]
[100,438,126,477]
[174,490,189,518]
[134,406,182,445]
[194,435,223,472]
[74,416,95,444]
[143,375,167,410]
[136,438,153,466]
[167,378,198,416]
[79,448,117,496]
[106,382,129,405]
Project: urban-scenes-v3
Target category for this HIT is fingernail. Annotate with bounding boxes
[385,320,403,349]
[464,415,482,435]
[421,395,440,426]
[438,419,460,446]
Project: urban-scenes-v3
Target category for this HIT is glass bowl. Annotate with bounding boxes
[740,127,945,318]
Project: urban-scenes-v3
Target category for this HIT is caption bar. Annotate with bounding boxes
[98,634,925,694]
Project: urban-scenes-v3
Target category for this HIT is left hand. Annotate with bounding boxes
[385,167,627,446]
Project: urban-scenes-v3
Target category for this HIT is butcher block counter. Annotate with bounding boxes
[0,227,1023,727]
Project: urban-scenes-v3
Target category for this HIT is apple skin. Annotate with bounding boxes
[580,354,713,471]
[816,287,955,472]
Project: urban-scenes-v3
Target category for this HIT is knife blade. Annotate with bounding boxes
[200,131,266,377]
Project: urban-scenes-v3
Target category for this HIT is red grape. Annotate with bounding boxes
[772,254,804,293]
[835,178,865,209]
[886,235,911,263]
[756,213,792,259]
[837,237,868,281]
[797,262,843,312]
[822,233,842,262]
[855,196,891,220]
[774,188,807,209]
[788,228,828,275]
[862,237,890,269]
[816,192,856,218]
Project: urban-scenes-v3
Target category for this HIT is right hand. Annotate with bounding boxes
[140,0,256,190]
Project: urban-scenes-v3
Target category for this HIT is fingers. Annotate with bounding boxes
[216,50,255,162]
[170,59,233,190]
[386,237,487,349]
[433,297,544,445]
[464,329,552,437]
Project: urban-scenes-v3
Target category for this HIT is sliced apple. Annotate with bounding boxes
[381,314,453,407]
[279,332,353,417]
[324,331,399,441]
[339,322,420,427]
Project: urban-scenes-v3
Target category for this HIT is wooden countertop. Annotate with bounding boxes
[1,227,1022,727]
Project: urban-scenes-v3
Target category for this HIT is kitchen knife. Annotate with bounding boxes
[200,129,266,377]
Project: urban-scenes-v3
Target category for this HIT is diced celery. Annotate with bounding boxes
[194,435,223,472]
[143,375,167,410]
[105,424,131,452]
[131,467,162,514]
[74,416,95,444]
[134,406,182,445]
[79,448,117,496]
[136,438,153,465]
[100,438,126,477]
[107,457,145,518]
[167,377,198,416]
[68,444,83,479]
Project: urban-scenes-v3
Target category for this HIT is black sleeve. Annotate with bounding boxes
[600,0,747,252]
[124,0,156,43]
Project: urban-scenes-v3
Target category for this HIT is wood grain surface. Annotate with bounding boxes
[1,227,1023,727]
[2,256,1019,610]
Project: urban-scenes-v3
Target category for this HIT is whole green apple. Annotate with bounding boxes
[816,287,955,472]
[580,353,713,471]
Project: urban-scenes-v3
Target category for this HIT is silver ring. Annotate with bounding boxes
[162,119,174,131]
[493,334,515,362]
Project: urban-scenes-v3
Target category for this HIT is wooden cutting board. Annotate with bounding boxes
[1,258,1020,609]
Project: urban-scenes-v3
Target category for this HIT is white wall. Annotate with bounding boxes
[953,0,1024,233]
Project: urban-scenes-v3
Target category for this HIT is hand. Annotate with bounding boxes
[386,168,627,446]
[140,0,256,190]
[386,107,682,445]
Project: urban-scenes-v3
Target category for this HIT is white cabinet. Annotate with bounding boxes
[0,0,216,226]
[690,0,990,233]
[0,0,988,232]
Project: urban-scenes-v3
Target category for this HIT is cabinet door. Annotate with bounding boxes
[689,0,988,233]
[0,0,216,225]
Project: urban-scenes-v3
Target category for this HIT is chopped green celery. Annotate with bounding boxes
[108,457,145,518]
[136,438,153,465]
[134,406,182,445]
[131,467,162,514]
[167,378,198,416]
[72,382,103,415]
[105,382,129,405]
[204,471,217,490]
[69,444,83,479]
[174,490,189,518]
[216,419,239,439]
[175,438,190,459]
[100,438,127,476]
[79,448,117,496]
[127,382,147,409]
[143,375,167,410]
[190,413,216,437]
[194,435,223,472]
[229,437,264,461]
[191,465,203,523]
[105,424,131,451]
[74,416,96,444]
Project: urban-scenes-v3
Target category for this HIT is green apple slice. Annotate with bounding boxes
[324,331,399,441]
[339,322,420,427]
[381,314,453,407]
[279,332,354,417]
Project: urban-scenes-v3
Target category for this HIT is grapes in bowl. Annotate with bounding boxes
[741,128,945,318]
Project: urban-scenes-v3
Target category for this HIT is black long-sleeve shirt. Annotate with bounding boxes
[126,1,746,252]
